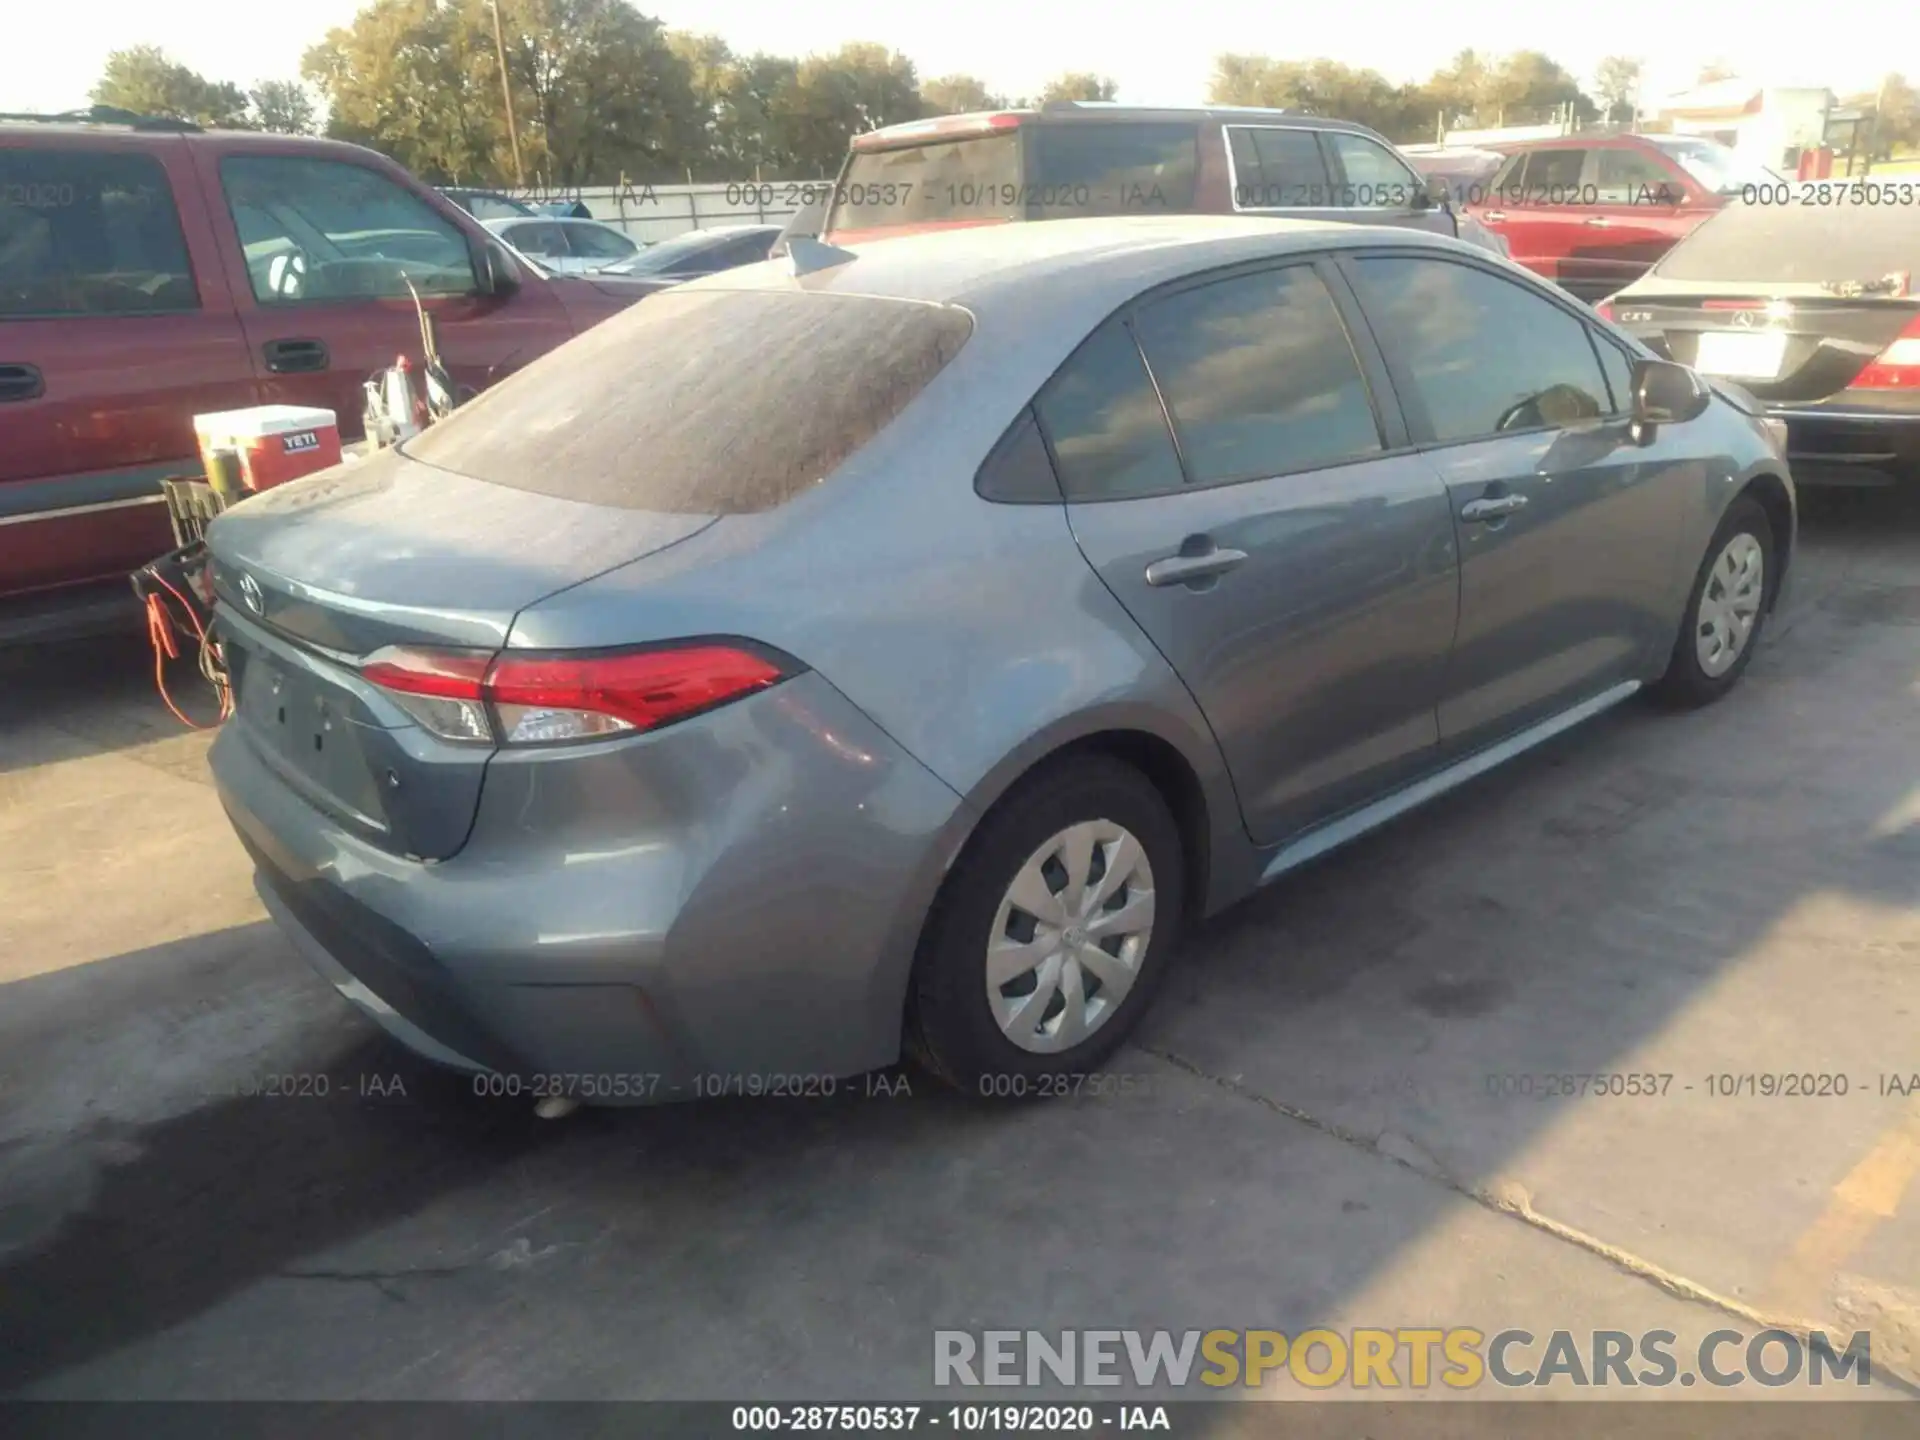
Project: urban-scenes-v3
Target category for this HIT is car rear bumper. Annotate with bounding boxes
[1767,402,1920,487]
[211,670,969,1102]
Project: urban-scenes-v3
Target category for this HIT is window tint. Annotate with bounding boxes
[1349,256,1609,442]
[1594,148,1681,205]
[837,135,1023,228]
[222,156,475,304]
[1230,127,1333,208]
[566,223,637,260]
[713,233,777,270]
[405,290,972,513]
[1026,123,1199,216]
[1489,152,1526,196]
[0,149,195,317]
[1033,318,1184,501]
[1591,334,1635,414]
[1325,133,1420,208]
[975,408,1063,504]
[1133,266,1380,485]
[1520,149,1588,201]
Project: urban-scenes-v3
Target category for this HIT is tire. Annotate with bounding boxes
[1651,495,1774,709]
[906,755,1186,1098]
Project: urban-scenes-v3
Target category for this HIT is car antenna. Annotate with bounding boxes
[785,237,858,276]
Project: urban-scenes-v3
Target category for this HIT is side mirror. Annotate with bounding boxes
[1630,358,1710,440]
[1415,177,1451,211]
[473,239,522,297]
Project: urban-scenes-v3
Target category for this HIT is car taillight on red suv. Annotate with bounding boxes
[361,644,791,745]
[1851,313,1920,390]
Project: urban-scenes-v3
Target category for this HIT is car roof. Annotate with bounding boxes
[1493,133,1658,153]
[688,214,1470,328]
[860,103,1393,148]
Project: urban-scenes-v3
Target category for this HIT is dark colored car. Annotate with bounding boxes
[206,216,1792,1101]
[438,187,536,221]
[0,117,654,643]
[1464,133,1781,301]
[1601,192,1920,487]
[1405,146,1506,205]
[599,225,782,290]
[817,102,1504,255]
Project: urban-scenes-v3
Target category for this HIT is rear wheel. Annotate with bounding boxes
[1652,496,1773,708]
[906,757,1185,1097]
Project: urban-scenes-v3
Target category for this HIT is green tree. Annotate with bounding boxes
[922,74,1006,115]
[1872,73,1920,158]
[1038,72,1118,103]
[249,79,318,134]
[1482,51,1596,125]
[772,43,923,177]
[1208,55,1415,139]
[1593,56,1643,123]
[91,45,250,126]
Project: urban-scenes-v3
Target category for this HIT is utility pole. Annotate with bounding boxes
[491,0,525,188]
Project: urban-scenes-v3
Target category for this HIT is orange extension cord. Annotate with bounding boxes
[142,565,234,730]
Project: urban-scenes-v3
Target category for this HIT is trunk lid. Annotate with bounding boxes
[1615,293,1919,404]
[206,445,714,859]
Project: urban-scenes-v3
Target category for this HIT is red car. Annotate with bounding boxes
[0,112,653,644]
[1463,133,1779,302]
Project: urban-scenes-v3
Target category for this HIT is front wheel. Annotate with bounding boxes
[1651,495,1773,708]
[905,756,1186,1097]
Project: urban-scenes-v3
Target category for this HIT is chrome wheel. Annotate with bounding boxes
[1695,532,1765,678]
[986,820,1156,1054]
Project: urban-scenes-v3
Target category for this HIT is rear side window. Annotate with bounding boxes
[1034,317,1184,501]
[0,149,196,317]
[1520,149,1588,202]
[221,156,476,303]
[836,134,1023,229]
[1349,255,1610,442]
[1229,127,1333,208]
[405,290,973,513]
[1025,123,1199,216]
[1133,266,1381,485]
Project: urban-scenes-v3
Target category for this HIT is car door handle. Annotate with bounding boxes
[1144,546,1249,587]
[1460,494,1529,523]
[1480,210,1506,223]
[0,363,44,402]
[1583,216,1614,227]
[262,338,329,374]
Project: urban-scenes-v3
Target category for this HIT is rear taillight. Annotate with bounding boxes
[361,644,789,746]
[1851,314,1920,390]
[1594,297,1616,322]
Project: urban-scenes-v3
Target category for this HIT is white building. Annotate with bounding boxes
[1656,81,1835,168]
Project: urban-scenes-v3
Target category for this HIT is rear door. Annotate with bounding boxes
[0,133,256,596]
[197,147,577,436]
[1042,259,1459,845]
[1569,144,1696,296]
[1342,250,1687,749]
[1492,147,1593,287]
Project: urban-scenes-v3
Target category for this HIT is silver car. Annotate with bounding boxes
[206,216,1794,1102]
[482,215,642,274]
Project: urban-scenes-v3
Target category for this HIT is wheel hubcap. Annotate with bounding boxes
[1695,533,1765,678]
[986,820,1156,1054]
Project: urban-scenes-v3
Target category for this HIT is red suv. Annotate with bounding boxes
[0,113,651,643]
[1463,133,1776,302]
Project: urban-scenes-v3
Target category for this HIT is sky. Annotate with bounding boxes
[4,0,1905,120]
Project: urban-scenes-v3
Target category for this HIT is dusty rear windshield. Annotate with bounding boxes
[404,289,973,512]
[1653,198,1918,284]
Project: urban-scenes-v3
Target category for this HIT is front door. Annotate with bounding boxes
[198,149,575,437]
[1340,250,1687,751]
[1564,146,1695,297]
[1036,260,1460,845]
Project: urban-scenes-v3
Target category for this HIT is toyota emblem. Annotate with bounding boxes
[239,573,264,615]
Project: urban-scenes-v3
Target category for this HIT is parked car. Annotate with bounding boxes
[1463,133,1782,301]
[483,216,643,274]
[1404,146,1506,205]
[438,187,536,221]
[817,102,1505,256]
[205,215,1793,1102]
[1599,192,1920,487]
[597,224,782,289]
[0,115,657,643]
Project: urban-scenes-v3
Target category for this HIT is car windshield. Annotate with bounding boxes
[1653,196,1918,283]
[1645,136,1781,194]
[614,230,754,275]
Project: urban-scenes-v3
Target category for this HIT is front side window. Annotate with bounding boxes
[1229,127,1333,209]
[1325,133,1421,209]
[1349,255,1610,442]
[565,224,637,261]
[503,221,569,258]
[221,156,476,304]
[1132,266,1381,485]
[1034,317,1184,502]
[0,149,196,317]
[1594,148,1682,205]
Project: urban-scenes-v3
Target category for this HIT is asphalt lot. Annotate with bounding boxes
[1,488,1917,1405]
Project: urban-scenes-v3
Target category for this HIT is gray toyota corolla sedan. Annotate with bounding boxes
[206,215,1795,1104]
